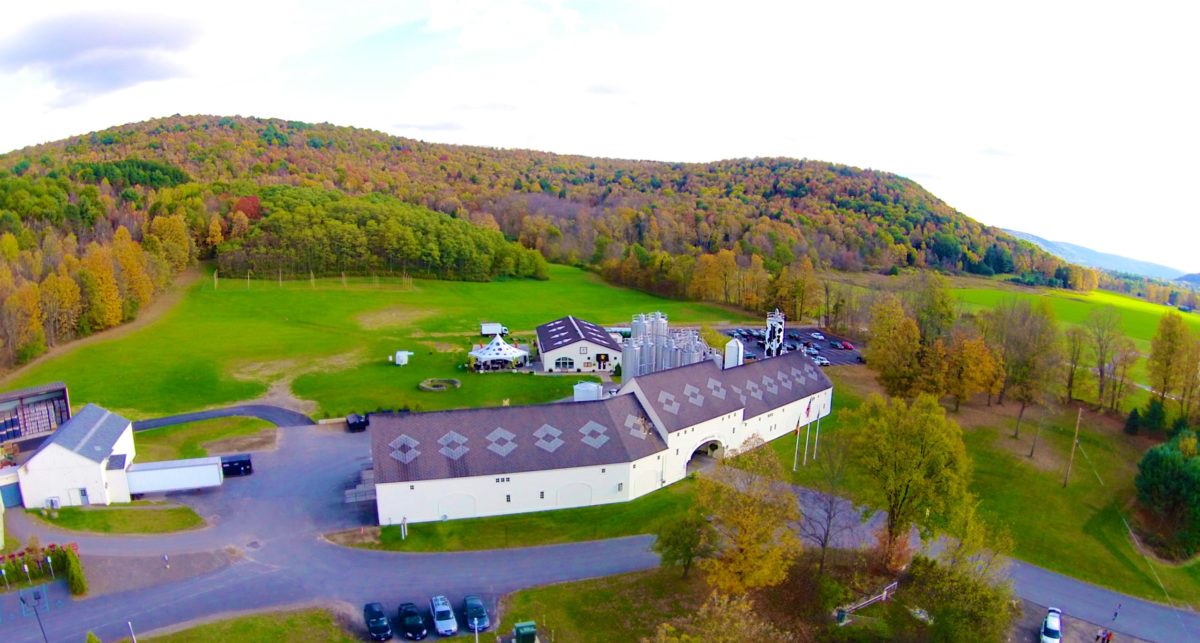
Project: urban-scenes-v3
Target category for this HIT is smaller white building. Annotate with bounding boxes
[18,404,135,508]
[537,315,623,373]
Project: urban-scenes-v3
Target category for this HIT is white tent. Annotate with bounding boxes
[470,335,530,368]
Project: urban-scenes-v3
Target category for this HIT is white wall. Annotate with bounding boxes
[18,425,135,507]
[377,459,648,525]
[542,340,622,373]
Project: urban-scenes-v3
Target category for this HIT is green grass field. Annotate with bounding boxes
[27,504,205,534]
[134,417,274,462]
[138,608,357,642]
[365,478,695,552]
[774,367,1200,608]
[3,264,751,419]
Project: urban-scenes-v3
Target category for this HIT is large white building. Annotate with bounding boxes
[370,349,833,525]
[18,404,136,508]
[536,315,623,373]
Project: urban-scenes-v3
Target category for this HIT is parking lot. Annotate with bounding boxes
[722,325,864,367]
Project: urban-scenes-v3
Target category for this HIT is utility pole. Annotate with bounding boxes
[1063,408,1082,488]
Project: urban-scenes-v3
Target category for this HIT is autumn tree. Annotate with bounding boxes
[1179,338,1200,424]
[1,281,46,363]
[1062,325,1090,402]
[850,394,970,567]
[985,299,1061,437]
[1148,311,1189,404]
[653,513,716,578]
[864,295,921,397]
[39,269,82,346]
[945,331,997,411]
[1085,306,1123,406]
[206,214,225,250]
[697,435,801,594]
[798,434,854,576]
[1107,337,1140,413]
[917,337,949,398]
[112,226,154,319]
[145,214,192,272]
[229,210,250,238]
[78,244,123,332]
[907,271,956,344]
[648,593,795,643]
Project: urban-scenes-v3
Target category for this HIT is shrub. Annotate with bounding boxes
[906,555,1016,642]
[1142,398,1167,433]
[1135,430,1200,557]
[65,548,88,595]
[1170,415,1190,438]
[1124,409,1141,435]
[86,633,102,643]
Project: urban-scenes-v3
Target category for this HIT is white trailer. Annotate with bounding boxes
[480,322,509,336]
[127,457,223,494]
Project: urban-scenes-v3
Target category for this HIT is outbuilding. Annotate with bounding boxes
[17,404,136,508]
[536,315,623,373]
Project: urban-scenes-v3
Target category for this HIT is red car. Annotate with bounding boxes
[841,341,855,350]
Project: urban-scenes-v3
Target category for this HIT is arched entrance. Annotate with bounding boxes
[687,439,725,474]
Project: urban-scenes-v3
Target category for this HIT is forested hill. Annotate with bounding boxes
[1,115,1073,288]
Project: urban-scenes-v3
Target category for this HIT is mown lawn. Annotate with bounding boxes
[764,366,1200,608]
[368,478,695,552]
[27,504,205,534]
[498,567,709,643]
[4,264,750,419]
[139,608,357,642]
[134,416,274,462]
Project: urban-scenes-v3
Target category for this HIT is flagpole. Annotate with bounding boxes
[803,422,811,466]
[792,420,801,471]
[813,415,821,460]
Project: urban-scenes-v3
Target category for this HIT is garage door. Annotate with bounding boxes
[0,482,21,508]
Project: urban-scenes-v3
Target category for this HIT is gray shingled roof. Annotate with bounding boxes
[624,351,832,433]
[106,454,127,470]
[371,394,666,484]
[536,316,622,353]
[34,403,130,464]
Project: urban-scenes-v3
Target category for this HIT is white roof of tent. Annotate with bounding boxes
[470,334,530,361]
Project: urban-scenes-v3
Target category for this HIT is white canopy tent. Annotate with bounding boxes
[470,335,530,369]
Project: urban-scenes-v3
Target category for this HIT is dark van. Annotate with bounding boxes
[220,454,253,477]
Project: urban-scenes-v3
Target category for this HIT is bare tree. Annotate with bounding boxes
[1085,306,1123,408]
[1063,325,1089,402]
[799,435,855,576]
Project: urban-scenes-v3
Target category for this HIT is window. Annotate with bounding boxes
[579,346,588,354]
[633,464,637,469]
[410,485,415,490]
[554,356,575,370]
[601,468,606,473]
[539,491,545,499]
[618,482,624,491]
[656,455,660,460]
[506,494,511,503]
[676,449,679,455]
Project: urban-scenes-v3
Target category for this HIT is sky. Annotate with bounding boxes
[1,0,1197,273]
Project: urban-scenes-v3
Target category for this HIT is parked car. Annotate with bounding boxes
[463,594,490,632]
[810,331,825,340]
[805,346,819,356]
[830,340,843,349]
[397,602,428,640]
[364,602,394,641]
[813,356,831,367]
[1039,607,1062,642]
[430,595,458,636]
[840,341,855,350]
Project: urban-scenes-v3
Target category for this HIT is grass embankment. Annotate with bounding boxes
[351,479,695,552]
[5,264,750,418]
[138,608,358,642]
[27,503,205,534]
[777,366,1200,608]
[499,568,710,642]
[135,417,275,462]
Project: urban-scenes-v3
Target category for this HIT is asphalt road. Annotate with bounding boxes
[3,406,1198,642]
[132,404,314,431]
[723,325,863,367]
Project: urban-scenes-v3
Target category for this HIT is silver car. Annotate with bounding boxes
[429,595,458,636]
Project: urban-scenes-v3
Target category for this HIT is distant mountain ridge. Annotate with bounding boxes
[1004,230,1185,280]
[1179,273,1200,286]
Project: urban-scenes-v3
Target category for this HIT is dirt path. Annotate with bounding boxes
[0,266,203,387]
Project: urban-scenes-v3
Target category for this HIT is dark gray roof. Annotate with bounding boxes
[536,316,622,353]
[371,394,666,484]
[623,351,832,433]
[106,454,127,470]
[34,403,130,464]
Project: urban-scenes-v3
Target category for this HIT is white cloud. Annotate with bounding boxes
[0,0,1196,271]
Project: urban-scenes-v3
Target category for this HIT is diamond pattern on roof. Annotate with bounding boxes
[486,427,517,457]
[732,385,748,405]
[706,377,727,400]
[437,430,469,461]
[762,375,778,395]
[777,370,793,390]
[579,420,610,449]
[533,423,564,453]
[745,380,763,401]
[803,364,818,380]
[625,414,650,439]
[683,384,704,407]
[388,434,421,464]
[790,366,807,385]
[658,390,681,415]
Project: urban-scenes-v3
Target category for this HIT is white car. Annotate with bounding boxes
[810,331,825,340]
[1040,607,1062,642]
[430,595,458,636]
[813,356,831,367]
